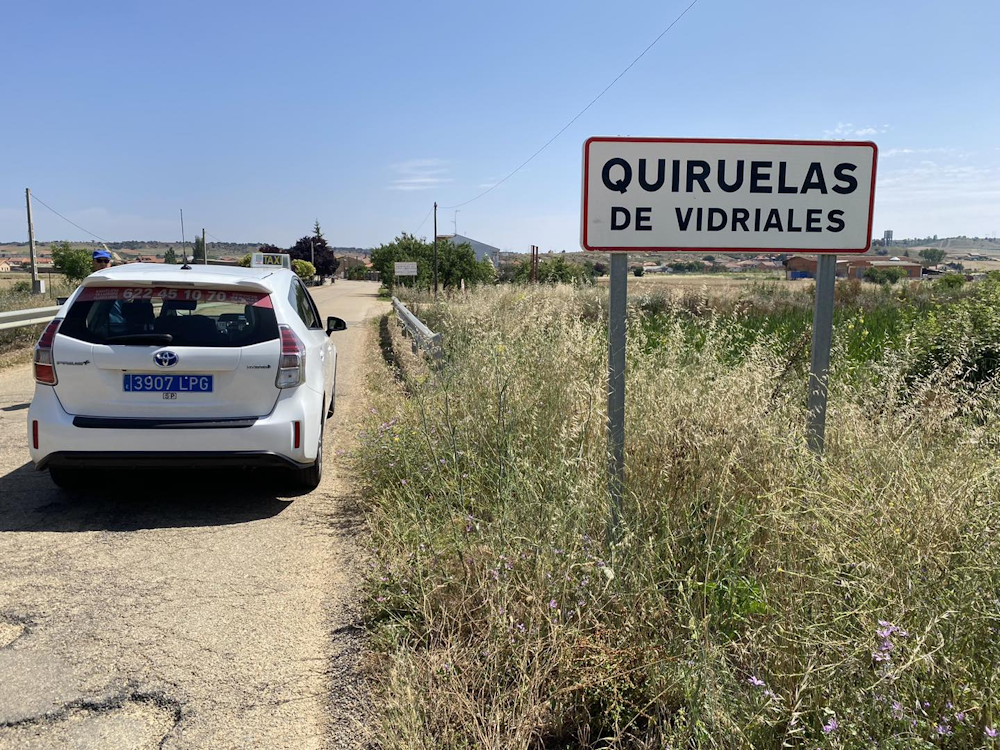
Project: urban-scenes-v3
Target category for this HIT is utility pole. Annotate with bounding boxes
[25,188,44,295]
[180,209,190,267]
[433,202,439,299]
[310,240,315,267]
[202,228,207,265]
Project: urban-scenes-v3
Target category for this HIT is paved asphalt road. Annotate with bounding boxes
[0,280,387,749]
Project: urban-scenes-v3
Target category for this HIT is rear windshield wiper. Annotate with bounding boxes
[105,333,174,345]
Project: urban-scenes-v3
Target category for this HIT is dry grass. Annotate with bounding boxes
[357,284,1000,748]
[595,273,812,300]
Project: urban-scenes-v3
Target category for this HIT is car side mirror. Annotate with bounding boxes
[326,316,347,334]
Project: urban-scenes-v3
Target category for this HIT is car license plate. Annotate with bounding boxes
[123,374,213,393]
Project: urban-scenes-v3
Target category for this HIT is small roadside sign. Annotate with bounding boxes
[394,262,418,276]
[582,137,877,254]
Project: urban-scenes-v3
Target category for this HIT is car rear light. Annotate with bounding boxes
[32,420,39,450]
[34,318,63,385]
[293,421,301,450]
[275,324,306,389]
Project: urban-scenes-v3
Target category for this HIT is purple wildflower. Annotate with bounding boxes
[936,724,953,736]
[748,676,765,688]
[822,717,839,734]
[986,726,998,738]
[549,599,558,610]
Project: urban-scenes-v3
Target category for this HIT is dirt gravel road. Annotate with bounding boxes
[0,280,386,749]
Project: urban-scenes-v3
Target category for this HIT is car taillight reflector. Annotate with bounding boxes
[276,324,305,389]
[294,421,301,450]
[32,420,39,450]
[33,318,63,385]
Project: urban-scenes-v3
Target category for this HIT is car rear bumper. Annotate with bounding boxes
[37,451,311,470]
[27,385,324,468]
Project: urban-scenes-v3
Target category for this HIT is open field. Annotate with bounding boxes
[0,273,70,291]
[359,278,1000,748]
[595,272,814,297]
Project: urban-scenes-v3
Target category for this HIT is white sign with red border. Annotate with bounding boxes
[582,137,877,254]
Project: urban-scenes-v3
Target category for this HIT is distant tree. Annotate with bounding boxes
[919,248,946,266]
[437,240,495,288]
[257,243,284,254]
[163,247,177,265]
[592,261,608,276]
[192,235,206,262]
[702,255,716,263]
[511,256,590,284]
[633,266,645,277]
[50,241,92,282]
[370,233,429,290]
[290,228,339,277]
[369,233,492,290]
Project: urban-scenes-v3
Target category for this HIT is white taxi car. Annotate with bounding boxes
[27,255,344,490]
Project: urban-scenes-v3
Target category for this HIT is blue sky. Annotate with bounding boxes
[1,0,997,252]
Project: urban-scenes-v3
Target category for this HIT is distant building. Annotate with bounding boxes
[883,229,894,246]
[435,234,500,267]
[0,261,10,273]
[783,255,922,280]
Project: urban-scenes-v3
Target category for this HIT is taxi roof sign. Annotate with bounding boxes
[251,253,291,269]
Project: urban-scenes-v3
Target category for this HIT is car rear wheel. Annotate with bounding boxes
[292,414,324,491]
[49,466,89,490]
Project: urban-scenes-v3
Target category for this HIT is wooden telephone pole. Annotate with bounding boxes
[25,189,44,295]
[433,202,438,299]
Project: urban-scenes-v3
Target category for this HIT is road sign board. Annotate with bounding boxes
[394,262,417,276]
[582,137,877,253]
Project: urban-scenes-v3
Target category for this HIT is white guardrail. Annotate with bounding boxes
[392,297,443,361]
[0,305,61,332]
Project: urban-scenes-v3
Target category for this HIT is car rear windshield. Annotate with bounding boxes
[59,286,279,347]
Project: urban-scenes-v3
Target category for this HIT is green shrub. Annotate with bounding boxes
[935,273,966,290]
[863,266,908,285]
[291,259,315,280]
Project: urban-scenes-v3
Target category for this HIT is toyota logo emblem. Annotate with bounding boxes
[154,350,179,368]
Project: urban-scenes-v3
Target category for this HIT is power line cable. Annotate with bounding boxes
[441,0,702,210]
[30,193,110,243]
[414,205,434,235]
[205,231,224,243]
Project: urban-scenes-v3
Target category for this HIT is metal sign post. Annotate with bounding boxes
[607,253,627,547]
[806,254,838,453]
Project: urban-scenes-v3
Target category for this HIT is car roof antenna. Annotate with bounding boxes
[179,208,192,270]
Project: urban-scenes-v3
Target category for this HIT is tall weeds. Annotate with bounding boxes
[357,284,1000,748]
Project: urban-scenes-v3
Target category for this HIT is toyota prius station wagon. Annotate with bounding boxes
[27,254,345,490]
